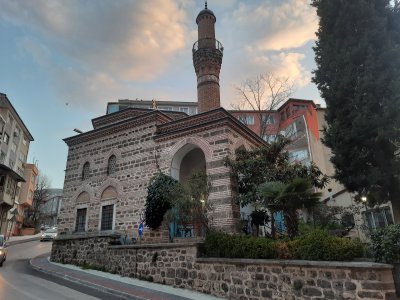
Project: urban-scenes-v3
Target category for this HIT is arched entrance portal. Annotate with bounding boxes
[170,144,206,182]
[170,144,207,239]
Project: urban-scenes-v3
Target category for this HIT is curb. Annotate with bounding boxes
[30,256,149,300]
[8,236,41,246]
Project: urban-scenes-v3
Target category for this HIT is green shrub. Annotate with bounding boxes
[370,224,400,263]
[295,230,363,261]
[204,230,363,261]
[204,231,277,259]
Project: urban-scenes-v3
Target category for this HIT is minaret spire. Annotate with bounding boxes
[193,4,223,113]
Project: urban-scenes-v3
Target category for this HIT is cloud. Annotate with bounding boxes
[251,52,311,87]
[231,0,317,51]
[1,0,191,81]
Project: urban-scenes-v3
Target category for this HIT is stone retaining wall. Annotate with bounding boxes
[51,235,398,300]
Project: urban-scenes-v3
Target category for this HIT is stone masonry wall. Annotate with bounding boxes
[51,236,398,300]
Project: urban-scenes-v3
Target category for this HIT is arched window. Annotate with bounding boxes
[107,155,117,175]
[82,162,90,180]
[100,186,117,231]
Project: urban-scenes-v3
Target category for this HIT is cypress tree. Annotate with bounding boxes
[312,0,400,220]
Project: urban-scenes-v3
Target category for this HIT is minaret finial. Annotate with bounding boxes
[205,1,207,9]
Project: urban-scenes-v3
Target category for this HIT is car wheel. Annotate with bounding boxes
[0,260,3,267]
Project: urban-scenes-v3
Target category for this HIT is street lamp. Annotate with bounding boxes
[361,196,367,203]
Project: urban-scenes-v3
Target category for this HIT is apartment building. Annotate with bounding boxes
[107,99,198,116]
[0,93,34,236]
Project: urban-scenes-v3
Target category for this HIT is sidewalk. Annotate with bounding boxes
[7,232,42,245]
[30,254,222,300]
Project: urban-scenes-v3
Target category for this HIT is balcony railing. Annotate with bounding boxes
[192,38,224,53]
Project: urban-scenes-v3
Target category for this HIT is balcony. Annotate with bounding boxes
[192,38,223,54]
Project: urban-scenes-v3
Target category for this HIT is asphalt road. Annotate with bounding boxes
[0,240,126,300]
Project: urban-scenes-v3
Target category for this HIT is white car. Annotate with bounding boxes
[0,235,7,267]
[40,229,58,241]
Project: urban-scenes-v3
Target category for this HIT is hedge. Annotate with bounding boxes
[204,230,363,261]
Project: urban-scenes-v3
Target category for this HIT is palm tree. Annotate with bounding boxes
[258,178,321,238]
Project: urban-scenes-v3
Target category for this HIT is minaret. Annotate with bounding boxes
[192,2,223,113]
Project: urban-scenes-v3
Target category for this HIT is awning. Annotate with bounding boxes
[0,164,26,182]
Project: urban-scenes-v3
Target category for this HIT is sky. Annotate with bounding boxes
[0,0,322,189]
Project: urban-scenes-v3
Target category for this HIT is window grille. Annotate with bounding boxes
[75,208,87,232]
[107,155,117,175]
[82,162,90,180]
[101,204,114,231]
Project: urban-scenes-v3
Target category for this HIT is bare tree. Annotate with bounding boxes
[233,72,295,139]
[25,174,51,228]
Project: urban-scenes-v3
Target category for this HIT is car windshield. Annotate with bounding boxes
[44,229,57,233]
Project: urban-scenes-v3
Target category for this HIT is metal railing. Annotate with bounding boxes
[192,38,223,53]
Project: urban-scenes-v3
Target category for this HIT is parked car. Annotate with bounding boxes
[0,235,7,267]
[40,228,58,241]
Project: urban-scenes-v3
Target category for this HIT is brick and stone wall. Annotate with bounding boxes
[51,236,398,300]
[59,110,255,242]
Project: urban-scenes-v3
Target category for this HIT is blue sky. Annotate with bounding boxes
[0,0,321,188]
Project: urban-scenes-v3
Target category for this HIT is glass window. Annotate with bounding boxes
[238,115,254,125]
[101,204,114,231]
[107,155,117,175]
[11,142,17,152]
[288,150,309,163]
[82,162,90,180]
[14,127,21,138]
[158,106,173,111]
[75,208,87,232]
[262,115,275,125]
[293,104,307,111]
[107,104,119,114]
[262,134,277,143]
[179,107,189,114]
[3,133,9,144]
[0,152,5,163]
[363,207,394,230]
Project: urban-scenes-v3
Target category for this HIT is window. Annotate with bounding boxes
[11,142,17,153]
[82,162,90,180]
[158,106,173,111]
[107,104,119,114]
[262,115,275,125]
[0,176,5,192]
[288,150,309,163]
[14,127,21,138]
[179,107,189,114]
[18,152,26,163]
[101,204,114,231]
[280,111,286,121]
[238,115,254,125]
[3,133,9,144]
[31,175,36,185]
[107,155,117,175]
[0,152,5,163]
[262,134,277,143]
[22,137,27,145]
[75,208,87,232]
[293,104,307,111]
[363,207,394,230]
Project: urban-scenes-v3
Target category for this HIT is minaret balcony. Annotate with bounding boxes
[192,38,224,54]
